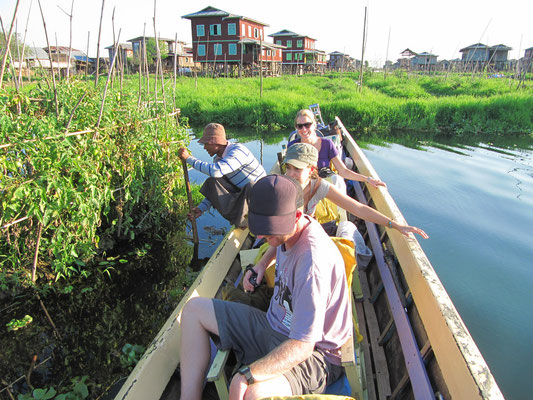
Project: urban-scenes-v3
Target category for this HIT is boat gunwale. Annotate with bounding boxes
[339,117,503,399]
[115,228,250,400]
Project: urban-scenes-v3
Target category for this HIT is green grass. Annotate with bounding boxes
[165,72,533,136]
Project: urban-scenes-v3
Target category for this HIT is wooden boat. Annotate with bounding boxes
[114,115,503,400]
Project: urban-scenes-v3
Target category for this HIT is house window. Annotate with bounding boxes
[210,24,222,36]
[276,40,281,45]
[297,40,303,48]
[214,43,222,56]
[287,53,292,61]
[228,23,236,35]
[196,24,205,37]
[254,28,259,38]
[229,43,237,55]
[248,26,251,37]
[267,50,271,56]
[197,44,206,56]
[287,40,292,48]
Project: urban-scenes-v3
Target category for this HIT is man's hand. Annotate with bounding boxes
[187,207,202,221]
[229,372,248,400]
[243,266,263,293]
[178,147,190,161]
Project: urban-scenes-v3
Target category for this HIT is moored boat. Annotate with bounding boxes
[114,112,503,400]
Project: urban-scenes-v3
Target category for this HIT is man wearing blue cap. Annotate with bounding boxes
[179,174,352,400]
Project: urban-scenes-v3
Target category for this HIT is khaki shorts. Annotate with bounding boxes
[212,299,343,395]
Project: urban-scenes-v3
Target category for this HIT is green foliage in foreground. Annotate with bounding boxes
[169,72,533,136]
[0,79,191,287]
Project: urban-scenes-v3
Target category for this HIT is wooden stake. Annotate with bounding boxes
[95,0,105,88]
[173,32,177,110]
[96,30,121,128]
[18,0,33,88]
[85,31,90,78]
[58,0,74,80]
[37,0,59,117]
[358,6,367,92]
[37,294,62,339]
[31,222,43,282]
[181,159,199,261]
[65,91,87,132]
[0,0,20,89]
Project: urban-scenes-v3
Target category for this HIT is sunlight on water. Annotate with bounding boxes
[185,126,532,399]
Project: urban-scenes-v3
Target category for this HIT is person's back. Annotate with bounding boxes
[215,142,266,188]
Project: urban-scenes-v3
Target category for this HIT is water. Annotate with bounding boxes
[185,127,533,399]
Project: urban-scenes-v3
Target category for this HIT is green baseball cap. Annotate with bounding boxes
[283,143,318,169]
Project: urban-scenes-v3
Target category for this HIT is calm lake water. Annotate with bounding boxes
[186,128,533,400]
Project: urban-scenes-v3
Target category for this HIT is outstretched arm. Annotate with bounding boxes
[331,156,386,189]
[326,184,428,239]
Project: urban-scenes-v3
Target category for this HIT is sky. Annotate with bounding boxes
[1,0,532,67]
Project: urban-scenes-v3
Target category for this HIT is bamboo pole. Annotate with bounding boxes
[259,37,263,97]
[173,33,177,111]
[96,30,121,128]
[58,1,74,80]
[137,36,143,108]
[37,0,59,118]
[65,91,87,132]
[153,0,167,111]
[110,6,116,90]
[31,223,43,282]
[0,18,19,92]
[142,25,149,99]
[18,0,33,88]
[95,0,105,88]
[85,31,90,78]
[358,6,367,92]
[384,27,391,80]
[0,0,21,89]
[181,159,199,262]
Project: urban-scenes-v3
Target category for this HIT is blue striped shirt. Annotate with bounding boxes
[187,142,266,212]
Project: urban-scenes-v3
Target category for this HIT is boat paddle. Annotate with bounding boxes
[181,158,200,269]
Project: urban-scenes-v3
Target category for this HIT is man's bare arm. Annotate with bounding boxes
[249,338,315,381]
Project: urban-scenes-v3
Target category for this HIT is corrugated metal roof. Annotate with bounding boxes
[182,6,267,26]
[489,44,512,51]
[459,43,488,52]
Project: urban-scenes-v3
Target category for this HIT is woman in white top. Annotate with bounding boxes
[283,142,428,239]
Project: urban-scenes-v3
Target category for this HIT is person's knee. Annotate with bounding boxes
[181,297,209,322]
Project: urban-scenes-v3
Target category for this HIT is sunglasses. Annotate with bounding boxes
[296,122,313,130]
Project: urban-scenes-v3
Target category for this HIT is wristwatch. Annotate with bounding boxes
[238,365,255,384]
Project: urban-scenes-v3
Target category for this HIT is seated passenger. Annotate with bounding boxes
[288,109,387,191]
[179,174,352,399]
[178,123,266,228]
[283,142,428,241]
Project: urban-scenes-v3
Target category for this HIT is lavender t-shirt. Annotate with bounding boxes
[266,216,352,365]
[287,137,339,169]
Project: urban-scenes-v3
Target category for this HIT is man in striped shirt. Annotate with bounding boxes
[178,123,266,228]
